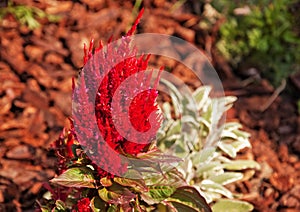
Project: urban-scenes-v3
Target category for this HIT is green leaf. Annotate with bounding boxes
[98,187,120,203]
[218,141,238,158]
[200,180,233,198]
[163,120,181,139]
[149,185,176,200]
[223,122,242,131]
[208,98,234,126]
[194,187,222,204]
[166,186,211,212]
[192,86,211,110]
[160,79,183,118]
[177,159,194,181]
[40,207,50,212]
[232,129,251,139]
[223,160,260,170]
[50,167,95,188]
[195,161,222,176]
[208,172,243,185]
[194,147,217,164]
[107,204,118,212]
[218,140,251,158]
[162,102,172,120]
[141,185,176,204]
[181,115,199,128]
[55,200,66,211]
[212,199,254,212]
[114,177,148,192]
[90,196,106,212]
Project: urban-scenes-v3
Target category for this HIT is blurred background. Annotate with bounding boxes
[0,0,299,211]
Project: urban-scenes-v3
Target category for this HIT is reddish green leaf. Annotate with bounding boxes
[50,167,95,188]
[113,177,148,192]
[141,185,177,204]
[100,177,113,187]
[98,187,135,205]
[90,196,106,212]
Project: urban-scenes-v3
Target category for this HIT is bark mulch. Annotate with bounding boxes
[0,1,299,211]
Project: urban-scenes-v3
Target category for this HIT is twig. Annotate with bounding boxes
[259,79,286,112]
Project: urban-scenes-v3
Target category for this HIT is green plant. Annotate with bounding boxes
[157,80,259,211]
[0,0,60,29]
[214,0,300,86]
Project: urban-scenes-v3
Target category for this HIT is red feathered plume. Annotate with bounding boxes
[72,9,163,178]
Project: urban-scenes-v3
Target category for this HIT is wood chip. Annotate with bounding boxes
[6,145,34,160]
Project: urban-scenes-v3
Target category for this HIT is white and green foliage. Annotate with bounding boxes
[157,79,259,211]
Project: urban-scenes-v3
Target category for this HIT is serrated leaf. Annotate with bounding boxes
[50,167,95,188]
[114,177,148,192]
[212,199,254,212]
[208,172,243,185]
[200,180,233,198]
[166,186,211,212]
[223,160,260,170]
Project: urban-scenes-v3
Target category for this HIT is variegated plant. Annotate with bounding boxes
[157,79,260,211]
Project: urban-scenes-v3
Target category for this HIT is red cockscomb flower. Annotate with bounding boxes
[76,198,91,212]
[72,9,162,178]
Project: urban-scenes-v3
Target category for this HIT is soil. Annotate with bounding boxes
[0,0,299,211]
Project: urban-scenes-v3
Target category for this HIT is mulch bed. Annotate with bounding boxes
[0,1,299,211]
